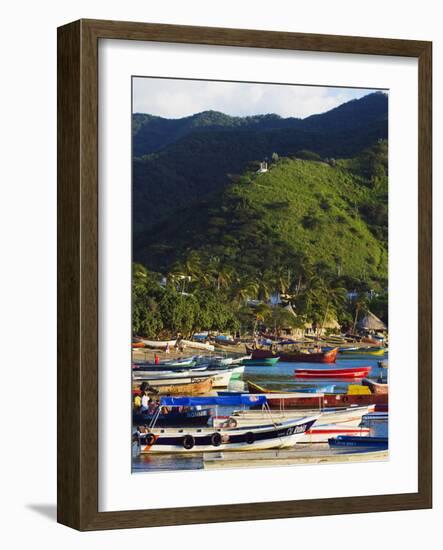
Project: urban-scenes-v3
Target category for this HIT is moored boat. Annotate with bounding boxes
[279,347,338,363]
[218,404,375,429]
[328,435,388,450]
[245,346,278,359]
[361,378,389,394]
[340,346,385,356]
[247,381,388,410]
[241,357,280,366]
[294,366,371,379]
[135,396,319,453]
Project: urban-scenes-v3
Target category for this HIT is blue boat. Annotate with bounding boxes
[328,435,388,450]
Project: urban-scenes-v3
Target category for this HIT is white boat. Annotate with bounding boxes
[217,405,375,429]
[139,339,214,352]
[141,339,177,349]
[133,372,214,386]
[135,395,319,453]
[133,368,234,388]
[182,340,215,351]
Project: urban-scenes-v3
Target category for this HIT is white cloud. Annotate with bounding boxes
[132,77,381,119]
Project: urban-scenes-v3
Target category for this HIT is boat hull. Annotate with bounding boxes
[133,377,213,396]
[294,366,371,379]
[137,416,318,453]
[219,405,375,429]
[247,381,388,410]
[280,348,338,363]
[362,378,389,394]
[241,357,279,366]
[328,435,388,450]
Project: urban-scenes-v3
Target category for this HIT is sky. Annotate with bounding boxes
[132,77,382,119]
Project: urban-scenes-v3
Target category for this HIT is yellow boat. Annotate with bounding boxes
[340,347,385,357]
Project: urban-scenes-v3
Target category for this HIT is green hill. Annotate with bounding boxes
[133,92,388,235]
[135,152,388,288]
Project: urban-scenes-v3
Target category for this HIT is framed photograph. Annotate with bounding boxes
[57,19,432,530]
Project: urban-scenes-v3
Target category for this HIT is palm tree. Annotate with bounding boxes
[252,303,271,335]
[352,293,370,332]
[231,277,259,305]
[314,279,347,334]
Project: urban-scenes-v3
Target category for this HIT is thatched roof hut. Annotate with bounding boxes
[358,311,387,331]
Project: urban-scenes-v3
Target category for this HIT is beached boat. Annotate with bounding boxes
[132,339,145,348]
[241,357,280,366]
[361,378,389,394]
[141,339,177,349]
[133,357,198,370]
[279,347,339,363]
[135,396,319,453]
[133,377,213,396]
[182,339,215,351]
[328,435,388,450]
[247,381,389,410]
[294,366,372,379]
[140,339,215,352]
[133,407,212,427]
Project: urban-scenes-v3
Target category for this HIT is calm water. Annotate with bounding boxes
[132,353,388,473]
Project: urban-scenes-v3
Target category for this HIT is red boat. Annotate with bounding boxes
[294,366,371,379]
[247,381,388,410]
[279,347,338,363]
[245,346,339,363]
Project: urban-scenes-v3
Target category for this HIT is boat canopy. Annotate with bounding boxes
[160,395,267,407]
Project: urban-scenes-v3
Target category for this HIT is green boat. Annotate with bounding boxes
[241,357,280,366]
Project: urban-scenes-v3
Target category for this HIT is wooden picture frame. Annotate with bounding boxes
[57,19,432,531]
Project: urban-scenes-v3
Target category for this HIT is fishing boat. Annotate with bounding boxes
[245,346,278,359]
[294,366,372,379]
[133,407,212,427]
[340,346,385,356]
[135,396,319,453]
[133,376,213,396]
[279,347,338,363]
[140,339,215,352]
[328,435,388,450]
[133,357,198,370]
[361,378,389,395]
[182,339,215,351]
[217,404,375,430]
[141,339,177,349]
[241,357,280,366]
[247,381,388,410]
[301,425,371,443]
[132,339,145,348]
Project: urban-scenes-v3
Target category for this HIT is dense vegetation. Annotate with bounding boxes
[132,93,388,337]
[133,92,387,234]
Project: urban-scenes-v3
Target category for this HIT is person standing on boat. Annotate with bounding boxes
[141,389,150,412]
[165,342,170,354]
[154,354,159,365]
[133,393,142,410]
